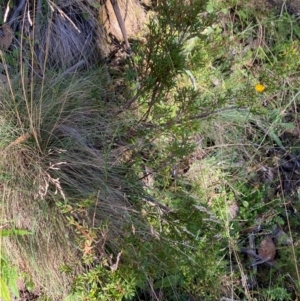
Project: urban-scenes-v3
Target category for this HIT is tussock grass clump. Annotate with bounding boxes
[0,67,148,299]
[34,1,103,69]
[6,0,105,71]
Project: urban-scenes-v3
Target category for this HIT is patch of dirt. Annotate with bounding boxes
[15,290,41,301]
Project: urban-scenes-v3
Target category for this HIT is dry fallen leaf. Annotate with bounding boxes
[258,235,276,263]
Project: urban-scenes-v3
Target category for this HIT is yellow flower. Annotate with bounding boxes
[255,83,265,93]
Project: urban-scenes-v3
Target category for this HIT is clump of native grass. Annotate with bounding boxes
[0,53,148,301]
[0,1,155,299]
[32,0,104,69]
[5,0,105,71]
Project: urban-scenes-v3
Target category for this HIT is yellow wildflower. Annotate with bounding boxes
[255,83,265,93]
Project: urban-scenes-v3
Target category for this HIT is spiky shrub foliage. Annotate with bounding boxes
[123,0,300,299]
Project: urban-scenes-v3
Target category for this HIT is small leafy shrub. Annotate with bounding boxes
[71,264,136,301]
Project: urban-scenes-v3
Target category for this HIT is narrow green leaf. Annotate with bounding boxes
[0,229,31,237]
[268,129,284,149]
[281,123,295,130]
[0,276,11,301]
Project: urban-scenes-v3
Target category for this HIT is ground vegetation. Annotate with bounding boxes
[1,0,300,300]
